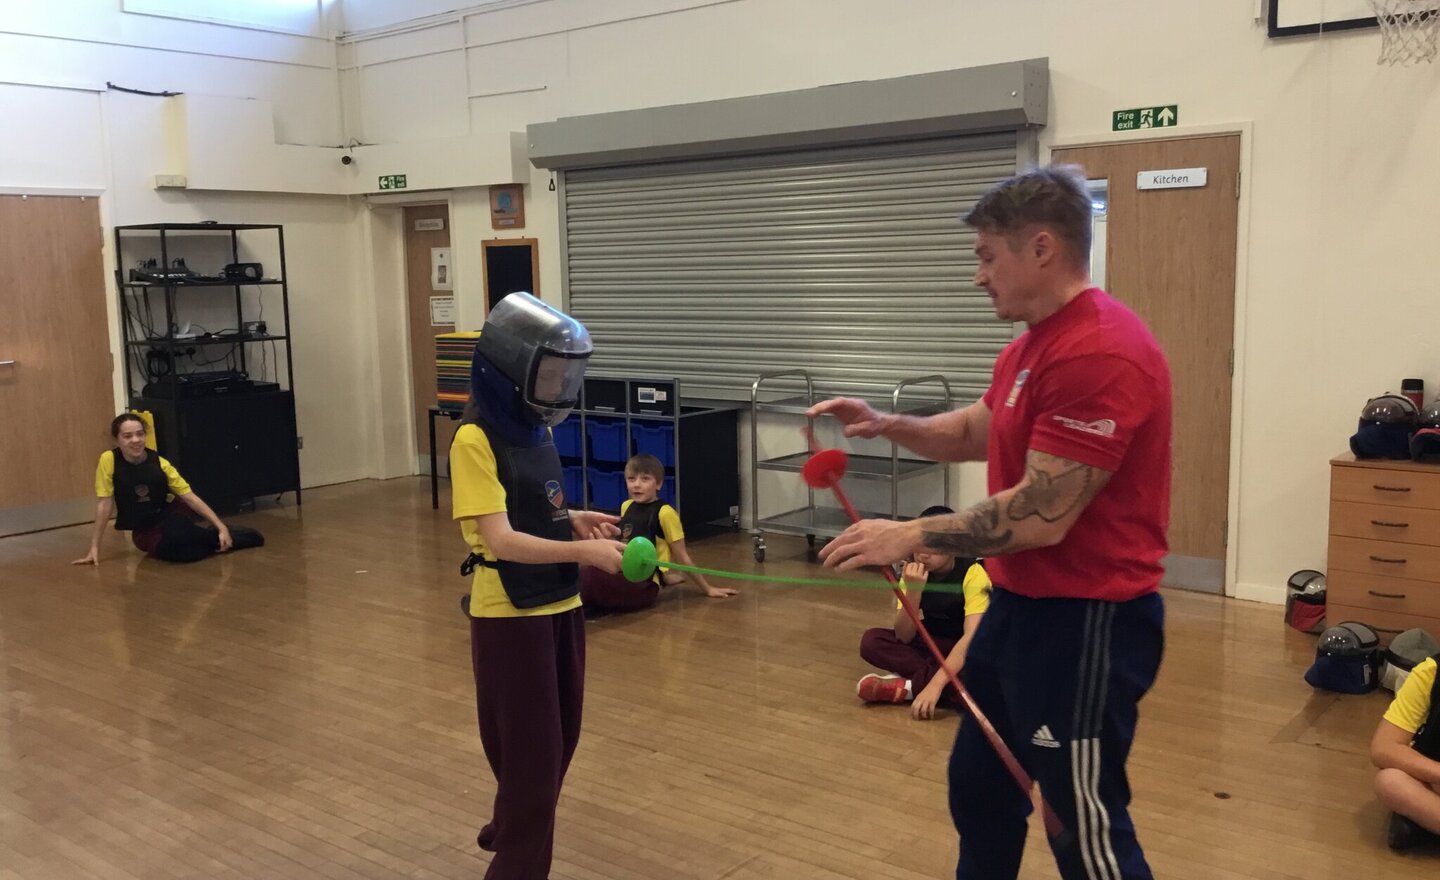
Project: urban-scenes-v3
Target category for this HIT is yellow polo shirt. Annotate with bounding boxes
[1384,657,1437,736]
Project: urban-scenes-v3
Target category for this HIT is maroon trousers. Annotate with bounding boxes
[860,627,960,694]
[470,608,585,880]
[579,566,659,611]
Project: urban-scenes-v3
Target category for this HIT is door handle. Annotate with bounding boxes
[1373,484,1412,493]
[1369,554,1408,564]
[0,360,15,366]
[1370,519,1410,528]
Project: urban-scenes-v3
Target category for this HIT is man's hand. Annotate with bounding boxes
[806,398,894,439]
[817,518,921,572]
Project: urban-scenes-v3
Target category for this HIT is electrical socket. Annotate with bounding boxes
[297,436,304,450]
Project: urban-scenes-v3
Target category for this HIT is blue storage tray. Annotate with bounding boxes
[587,418,629,463]
[552,420,582,458]
[589,467,627,511]
[631,422,675,466]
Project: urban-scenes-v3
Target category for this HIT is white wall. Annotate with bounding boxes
[0,2,399,491]
[344,0,1440,603]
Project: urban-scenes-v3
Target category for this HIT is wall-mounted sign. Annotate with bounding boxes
[1113,105,1178,131]
[1136,167,1208,191]
[414,218,445,231]
[430,295,456,326]
[431,247,452,291]
[378,174,408,190]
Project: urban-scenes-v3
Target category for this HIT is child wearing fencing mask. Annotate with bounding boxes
[450,292,625,880]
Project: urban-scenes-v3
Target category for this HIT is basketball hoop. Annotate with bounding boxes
[1367,0,1440,65]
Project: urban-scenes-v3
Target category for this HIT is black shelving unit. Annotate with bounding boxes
[114,222,301,509]
[553,376,740,535]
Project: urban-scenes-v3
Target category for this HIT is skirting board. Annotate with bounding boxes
[0,496,95,538]
[1233,580,1287,606]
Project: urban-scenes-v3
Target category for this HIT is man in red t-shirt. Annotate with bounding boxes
[812,165,1170,880]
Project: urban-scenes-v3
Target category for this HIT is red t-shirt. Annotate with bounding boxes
[980,288,1172,602]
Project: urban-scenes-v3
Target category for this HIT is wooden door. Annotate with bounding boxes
[0,195,115,535]
[1052,135,1241,591]
[403,206,456,471]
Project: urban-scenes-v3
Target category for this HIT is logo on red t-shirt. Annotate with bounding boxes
[1052,415,1117,438]
[1004,369,1030,408]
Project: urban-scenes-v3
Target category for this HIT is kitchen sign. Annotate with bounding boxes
[1136,167,1208,191]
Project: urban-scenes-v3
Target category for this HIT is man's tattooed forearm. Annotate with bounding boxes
[921,498,1016,556]
[1006,452,1099,524]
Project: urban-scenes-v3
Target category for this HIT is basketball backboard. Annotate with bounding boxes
[1268,0,1378,36]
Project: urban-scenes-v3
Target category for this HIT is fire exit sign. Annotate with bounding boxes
[1112,105,1178,131]
[378,174,408,190]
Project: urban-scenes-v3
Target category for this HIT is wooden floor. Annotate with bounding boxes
[0,478,1433,879]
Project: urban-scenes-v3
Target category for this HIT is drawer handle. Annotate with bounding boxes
[1373,484,1412,493]
[1370,519,1410,528]
[1369,554,1408,564]
[1368,590,1408,600]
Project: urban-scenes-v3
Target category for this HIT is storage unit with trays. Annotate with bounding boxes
[552,376,741,533]
[115,223,300,510]
[1326,452,1440,643]
[749,370,951,562]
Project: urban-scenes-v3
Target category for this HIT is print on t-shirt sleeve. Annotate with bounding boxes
[1026,355,1155,471]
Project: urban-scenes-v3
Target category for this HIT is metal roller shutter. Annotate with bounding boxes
[560,133,1017,403]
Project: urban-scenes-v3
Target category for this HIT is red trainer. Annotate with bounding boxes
[857,673,909,703]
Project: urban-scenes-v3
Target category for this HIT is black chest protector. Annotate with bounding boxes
[462,419,579,609]
[619,498,666,543]
[619,498,667,583]
[917,558,981,641]
[1415,655,1440,761]
[110,449,170,532]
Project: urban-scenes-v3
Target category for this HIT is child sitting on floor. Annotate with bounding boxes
[579,453,738,610]
[855,505,991,720]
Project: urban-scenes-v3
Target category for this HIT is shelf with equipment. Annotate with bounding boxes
[748,370,951,562]
[550,376,741,535]
[114,222,300,509]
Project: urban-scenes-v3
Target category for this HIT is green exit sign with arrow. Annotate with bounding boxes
[378,174,408,190]
[1112,105,1178,132]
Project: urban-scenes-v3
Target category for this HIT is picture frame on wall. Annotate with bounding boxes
[489,184,525,229]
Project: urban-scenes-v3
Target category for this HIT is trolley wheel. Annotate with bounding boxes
[754,545,766,563]
[806,533,817,547]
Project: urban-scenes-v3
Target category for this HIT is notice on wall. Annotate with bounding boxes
[430,295,456,326]
[1136,167,1208,191]
[431,247,452,290]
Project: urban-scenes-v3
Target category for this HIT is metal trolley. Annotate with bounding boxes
[748,369,952,562]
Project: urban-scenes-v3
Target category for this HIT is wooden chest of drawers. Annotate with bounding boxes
[1327,453,1440,643]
